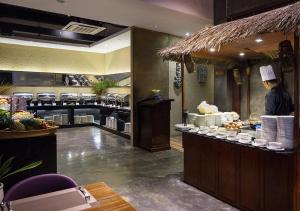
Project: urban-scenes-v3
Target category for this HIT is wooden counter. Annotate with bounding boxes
[183,132,297,211]
[84,182,136,211]
[0,134,57,191]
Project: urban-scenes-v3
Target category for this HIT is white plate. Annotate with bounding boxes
[198,130,208,135]
[266,146,285,151]
[206,132,216,137]
[238,139,252,144]
[227,136,238,141]
[251,142,266,147]
[189,128,199,133]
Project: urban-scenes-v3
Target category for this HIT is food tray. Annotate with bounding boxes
[0,126,58,140]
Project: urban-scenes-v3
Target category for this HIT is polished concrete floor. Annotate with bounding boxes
[56,127,237,211]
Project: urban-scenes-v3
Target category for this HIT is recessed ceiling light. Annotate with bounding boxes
[255,38,263,43]
[239,52,245,57]
[209,48,216,52]
[185,32,190,36]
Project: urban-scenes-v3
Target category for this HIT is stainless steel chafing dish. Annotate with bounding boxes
[79,93,97,104]
[13,92,33,102]
[37,92,56,104]
[60,93,78,104]
[116,94,130,106]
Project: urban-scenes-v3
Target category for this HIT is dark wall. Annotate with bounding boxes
[131,27,178,145]
[214,0,295,24]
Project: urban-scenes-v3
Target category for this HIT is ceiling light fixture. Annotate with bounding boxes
[239,52,245,57]
[209,48,216,52]
[255,38,263,43]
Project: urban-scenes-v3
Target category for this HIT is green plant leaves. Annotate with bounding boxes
[0,154,42,182]
[1,160,42,181]
[91,79,117,95]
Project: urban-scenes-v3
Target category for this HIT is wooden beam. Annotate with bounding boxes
[181,58,185,125]
[246,66,251,117]
[293,31,299,211]
[294,31,299,146]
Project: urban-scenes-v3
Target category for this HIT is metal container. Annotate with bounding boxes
[37,92,56,103]
[79,93,96,104]
[13,92,33,102]
[60,93,78,104]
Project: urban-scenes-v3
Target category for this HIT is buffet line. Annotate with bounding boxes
[0,92,131,139]
[176,101,294,152]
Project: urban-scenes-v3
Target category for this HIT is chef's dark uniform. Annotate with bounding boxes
[265,86,294,115]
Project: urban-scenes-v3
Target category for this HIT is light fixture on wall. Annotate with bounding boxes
[185,32,190,36]
[209,48,216,52]
[255,38,263,43]
[239,52,245,57]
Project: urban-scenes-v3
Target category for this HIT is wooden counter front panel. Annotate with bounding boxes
[199,138,217,194]
[263,152,294,211]
[183,132,297,211]
[183,133,201,188]
[239,147,261,211]
[218,142,238,204]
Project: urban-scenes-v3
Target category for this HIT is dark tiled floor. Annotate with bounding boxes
[57,127,237,211]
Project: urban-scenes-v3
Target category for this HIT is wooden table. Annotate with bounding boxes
[84,182,136,211]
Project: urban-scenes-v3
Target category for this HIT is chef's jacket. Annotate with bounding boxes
[265,86,294,115]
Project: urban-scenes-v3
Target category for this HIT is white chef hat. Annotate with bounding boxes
[260,65,276,82]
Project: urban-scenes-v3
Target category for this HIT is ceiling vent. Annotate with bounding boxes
[62,22,106,35]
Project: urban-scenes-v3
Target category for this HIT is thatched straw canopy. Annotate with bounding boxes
[159,1,300,62]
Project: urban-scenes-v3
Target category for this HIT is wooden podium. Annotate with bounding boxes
[137,98,173,152]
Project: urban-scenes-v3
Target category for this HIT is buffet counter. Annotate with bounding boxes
[0,134,57,191]
[183,131,297,211]
[26,104,131,139]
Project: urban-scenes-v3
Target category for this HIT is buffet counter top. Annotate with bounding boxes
[27,104,131,111]
[181,130,296,154]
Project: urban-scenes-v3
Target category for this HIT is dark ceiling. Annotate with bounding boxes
[0,3,128,45]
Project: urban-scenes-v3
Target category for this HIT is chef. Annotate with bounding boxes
[260,65,294,115]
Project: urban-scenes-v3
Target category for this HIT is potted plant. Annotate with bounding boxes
[91,79,117,97]
[0,155,42,202]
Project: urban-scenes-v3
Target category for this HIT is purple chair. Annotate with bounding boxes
[4,174,78,202]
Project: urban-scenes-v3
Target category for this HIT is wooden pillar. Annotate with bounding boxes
[294,31,299,146]
[181,58,185,124]
[293,31,299,211]
[246,66,251,117]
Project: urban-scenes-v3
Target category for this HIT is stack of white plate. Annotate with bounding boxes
[187,113,198,125]
[261,115,277,143]
[205,114,215,127]
[53,115,62,125]
[62,114,69,125]
[195,115,206,127]
[276,116,294,149]
[227,130,238,141]
[81,116,88,124]
[124,122,131,134]
[224,112,233,122]
[86,115,95,123]
[74,116,81,124]
[214,114,223,126]
[237,133,252,144]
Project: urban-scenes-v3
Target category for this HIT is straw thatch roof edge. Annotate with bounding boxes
[159,1,300,62]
